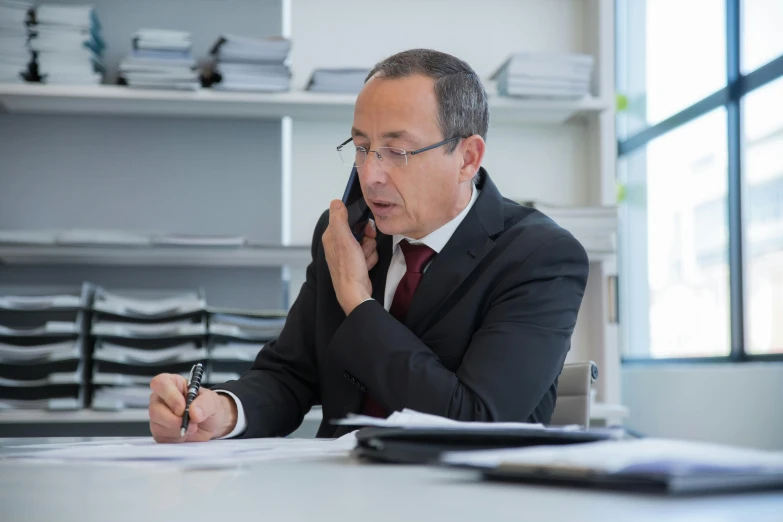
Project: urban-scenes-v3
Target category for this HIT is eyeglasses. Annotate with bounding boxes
[336,136,460,168]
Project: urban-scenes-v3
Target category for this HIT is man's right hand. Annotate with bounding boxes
[148,373,238,443]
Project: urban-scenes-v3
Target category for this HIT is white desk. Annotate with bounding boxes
[1,438,782,522]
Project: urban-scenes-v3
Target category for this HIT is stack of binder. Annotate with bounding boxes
[521,201,617,254]
[491,52,593,99]
[207,309,285,384]
[30,3,105,85]
[90,288,207,410]
[0,1,33,83]
[306,68,370,94]
[207,34,291,92]
[118,29,200,91]
[0,283,92,410]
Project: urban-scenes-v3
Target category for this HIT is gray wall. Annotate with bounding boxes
[622,363,783,450]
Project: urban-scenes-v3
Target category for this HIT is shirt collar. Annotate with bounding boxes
[392,183,480,254]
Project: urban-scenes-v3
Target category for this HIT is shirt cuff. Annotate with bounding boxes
[215,390,247,439]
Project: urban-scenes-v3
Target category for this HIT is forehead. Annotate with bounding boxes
[353,74,441,138]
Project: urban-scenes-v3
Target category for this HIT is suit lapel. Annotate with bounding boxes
[405,170,505,337]
[370,230,393,303]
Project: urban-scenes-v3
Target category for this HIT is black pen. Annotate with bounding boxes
[180,362,204,437]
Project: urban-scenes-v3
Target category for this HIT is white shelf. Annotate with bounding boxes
[0,244,311,268]
[0,406,324,424]
[0,83,610,123]
[590,402,629,423]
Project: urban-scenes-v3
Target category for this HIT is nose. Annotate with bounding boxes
[358,150,388,187]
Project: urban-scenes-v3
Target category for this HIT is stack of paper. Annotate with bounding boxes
[90,287,208,409]
[208,34,291,92]
[119,29,199,90]
[31,3,105,85]
[0,284,90,410]
[306,68,370,94]
[0,1,32,83]
[151,233,246,247]
[335,408,549,430]
[491,52,593,99]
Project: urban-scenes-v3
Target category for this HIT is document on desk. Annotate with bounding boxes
[4,433,358,469]
[334,408,572,431]
[440,438,783,494]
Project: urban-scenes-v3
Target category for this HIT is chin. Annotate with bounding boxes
[374,216,404,236]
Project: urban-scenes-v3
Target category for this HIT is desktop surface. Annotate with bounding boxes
[1,437,782,522]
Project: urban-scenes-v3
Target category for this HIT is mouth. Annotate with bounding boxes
[368,199,397,216]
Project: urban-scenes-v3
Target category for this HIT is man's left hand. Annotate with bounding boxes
[322,200,374,315]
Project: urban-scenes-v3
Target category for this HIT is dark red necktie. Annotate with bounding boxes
[361,240,437,418]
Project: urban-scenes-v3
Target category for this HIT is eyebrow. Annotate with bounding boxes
[350,128,413,141]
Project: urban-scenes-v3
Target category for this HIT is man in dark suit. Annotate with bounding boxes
[148,49,588,442]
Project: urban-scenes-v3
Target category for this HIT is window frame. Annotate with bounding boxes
[617,0,783,364]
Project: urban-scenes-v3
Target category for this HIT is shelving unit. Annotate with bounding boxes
[0,0,624,433]
[0,83,609,123]
[0,244,311,268]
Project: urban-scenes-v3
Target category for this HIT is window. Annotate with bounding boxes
[616,0,783,361]
[743,77,783,355]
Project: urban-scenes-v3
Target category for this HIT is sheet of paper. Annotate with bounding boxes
[3,433,358,469]
[333,408,554,430]
[441,438,783,474]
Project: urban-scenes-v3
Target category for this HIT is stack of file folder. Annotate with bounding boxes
[208,34,291,92]
[0,1,33,83]
[30,3,105,85]
[118,28,200,91]
[0,283,92,410]
[90,288,207,410]
[207,309,285,384]
[306,68,370,94]
[491,52,593,99]
[520,201,617,254]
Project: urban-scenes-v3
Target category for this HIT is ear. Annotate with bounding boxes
[457,135,486,183]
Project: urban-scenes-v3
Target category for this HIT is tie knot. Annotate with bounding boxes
[399,240,436,273]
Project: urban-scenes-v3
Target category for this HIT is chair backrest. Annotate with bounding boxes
[549,361,598,428]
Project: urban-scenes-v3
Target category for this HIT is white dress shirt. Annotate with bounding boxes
[218,184,480,438]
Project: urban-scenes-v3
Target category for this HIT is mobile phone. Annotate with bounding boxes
[341,166,373,241]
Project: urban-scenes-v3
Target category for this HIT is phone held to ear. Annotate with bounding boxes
[341,166,373,241]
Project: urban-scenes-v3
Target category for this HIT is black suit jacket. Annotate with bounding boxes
[213,169,589,438]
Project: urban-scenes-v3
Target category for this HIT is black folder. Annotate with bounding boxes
[353,426,620,464]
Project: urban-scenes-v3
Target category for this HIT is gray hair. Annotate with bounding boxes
[366,49,489,155]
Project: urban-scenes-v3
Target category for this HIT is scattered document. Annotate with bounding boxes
[93,341,206,364]
[0,294,82,311]
[0,230,58,245]
[441,438,783,473]
[0,340,81,362]
[4,433,358,468]
[93,290,205,318]
[334,408,551,430]
[92,386,152,409]
[55,229,151,247]
[151,233,246,247]
[0,320,79,337]
[211,342,264,361]
[91,319,206,338]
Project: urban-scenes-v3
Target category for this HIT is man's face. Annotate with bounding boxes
[351,74,467,239]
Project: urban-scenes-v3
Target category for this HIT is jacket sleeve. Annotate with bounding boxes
[328,234,589,423]
[210,213,328,437]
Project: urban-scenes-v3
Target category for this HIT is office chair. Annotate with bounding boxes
[549,361,599,428]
